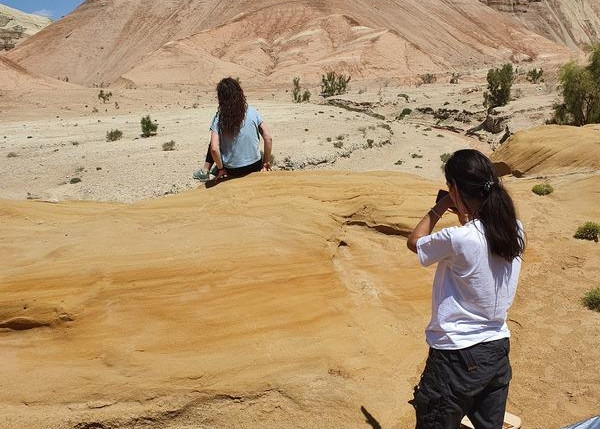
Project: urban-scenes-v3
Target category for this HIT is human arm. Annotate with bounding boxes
[407,195,454,254]
[259,122,273,171]
[209,131,227,179]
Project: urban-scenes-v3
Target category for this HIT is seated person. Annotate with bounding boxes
[193,77,272,181]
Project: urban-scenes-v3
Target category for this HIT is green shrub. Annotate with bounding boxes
[527,68,544,84]
[302,89,311,102]
[326,137,332,142]
[336,135,345,141]
[574,222,600,242]
[484,63,515,110]
[420,73,436,84]
[321,71,351,97]
[98,90,112,103]
[440,152,452,166]
[397,108,412,120]
[582,287,600,312]
[551,44,600,126]
[450,73,460,84]
[293,77,303,103]
[395,160,404,165]
[162,140,176,151]
[411,153,423,159]
[333,141,343,149]
[532,183,553,196]
[6,151,18,158]
[106,129,123,142]
[70,177,82,184]
[141,115,158,137]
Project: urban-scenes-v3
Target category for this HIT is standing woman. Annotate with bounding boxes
[193,77,273,181]
[406,149,525,429]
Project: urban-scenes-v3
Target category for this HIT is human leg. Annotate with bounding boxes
[224,159,263,177]
[411,339,512,429]
[466,339,512,429]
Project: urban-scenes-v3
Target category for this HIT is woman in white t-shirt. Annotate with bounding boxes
[407,149,525,429]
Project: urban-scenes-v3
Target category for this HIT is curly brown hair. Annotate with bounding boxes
[217,78,247,137]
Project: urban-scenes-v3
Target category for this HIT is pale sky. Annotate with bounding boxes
[2,0,84,20]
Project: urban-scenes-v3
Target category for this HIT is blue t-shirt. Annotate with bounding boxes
[210,106,263,169]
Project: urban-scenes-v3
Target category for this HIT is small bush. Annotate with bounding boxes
[7,151,18,158]
[70,177,82,184]
[526,68,544,84]
[440,152,452,166]
[292,77,303,103]
[336,135,345,141]
[574,222,600,242]
[411,153,423,159]
[98,90,112,103]
[582,287,600,312]
[162,140,176,151]
[450,73,460,84]
[141,115,158,137]
[397,108,412,120]
[321,71,351,97]
[326,137,332,142]
[106,129,123,142]
[420,73,436,84]
[484,63,515,110]
[366,139,374,147]
[532,183,553,196]
[333,141,344,149]
[395,160,404,165]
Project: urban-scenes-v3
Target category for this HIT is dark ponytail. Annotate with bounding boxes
[444,149,525,262]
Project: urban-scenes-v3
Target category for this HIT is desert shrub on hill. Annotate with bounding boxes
[6,151,18,158]
[574,221,600,242]
[98,90,112,103]
[450,73,460,84]
[582,287,600,312]
[532,183,553,196]
[420,73,437,84]
[321,71,351,97]
[141,115,158,137]
[292,78,311,103]
[551,44,600,126]
[527,68,544,84]
[484,63,515,111]
[106,129,123,142]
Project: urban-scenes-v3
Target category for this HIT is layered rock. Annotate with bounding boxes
[0,4,51,51]
[7,0,572,87]
[480,0,600,48]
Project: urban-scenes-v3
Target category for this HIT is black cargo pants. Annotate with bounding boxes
[410,338,512,429]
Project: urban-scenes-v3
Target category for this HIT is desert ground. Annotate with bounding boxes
[1,0,600,428]
[1,79,599,429]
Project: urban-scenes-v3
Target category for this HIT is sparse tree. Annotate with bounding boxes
[526,68,544,84]
[551,44,600,126]
[321,71,351,97]
[484,63,515,111]
[292,77,311,103]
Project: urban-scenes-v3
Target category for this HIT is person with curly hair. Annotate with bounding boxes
[193,77,273,181]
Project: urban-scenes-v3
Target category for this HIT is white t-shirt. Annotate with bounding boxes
[416,219,523,350]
